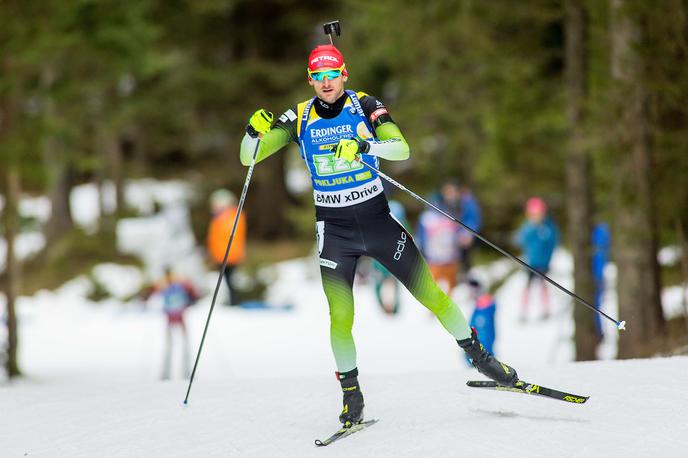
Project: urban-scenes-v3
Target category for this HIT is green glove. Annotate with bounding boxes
[333,138,369,163]
[247,109,274,138]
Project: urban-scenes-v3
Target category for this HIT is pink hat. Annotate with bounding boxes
[526,197,547,215]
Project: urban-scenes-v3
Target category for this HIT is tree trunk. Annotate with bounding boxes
[609,0,665,358]
[43,149,75,242]
[565,0,597,361]
[41,66,74,244]
[106,129,124,216]
[3,167,22,377]
[128,126,148,178]
[97,123,124,231]
[1,51,22,378]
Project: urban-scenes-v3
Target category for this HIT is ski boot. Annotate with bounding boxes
[458,328,518,386]
[337,368,364,427]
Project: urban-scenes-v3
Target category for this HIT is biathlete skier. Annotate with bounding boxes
[240,44,519,427]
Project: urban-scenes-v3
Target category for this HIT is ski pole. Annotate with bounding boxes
[184,135,261,405]
[358,160,626,331]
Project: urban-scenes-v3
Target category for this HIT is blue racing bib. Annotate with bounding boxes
[297,90,383,207]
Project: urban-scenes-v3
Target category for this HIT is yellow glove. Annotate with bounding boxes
[247,109,274,138]
[333,138,368,163]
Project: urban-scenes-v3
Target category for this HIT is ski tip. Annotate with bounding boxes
[314,418,380,447]
[183,399,188,406]
[617,320,626,331]
[563,395,590,404]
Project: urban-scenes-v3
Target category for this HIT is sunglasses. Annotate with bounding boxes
[308,65,345,81]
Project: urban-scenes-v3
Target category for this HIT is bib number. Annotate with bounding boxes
[313,153,363,176]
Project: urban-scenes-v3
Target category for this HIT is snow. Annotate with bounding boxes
[116,180,205,287]
[2,179,688,456]
[91,264,145,300]
[658,245,682,266]
[18,195,51,223]
[124,178,195,215]
[68,179,194,232]
[662,286,688,320]
[2,355,687,457]
[70,182,115,232]
[0,231,46,272]
[5,247,685,456]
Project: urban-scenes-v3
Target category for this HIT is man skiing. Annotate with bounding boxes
[239,44,519,427]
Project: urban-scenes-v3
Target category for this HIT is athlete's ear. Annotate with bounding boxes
[308,76,315,87]
[342,74,348,83]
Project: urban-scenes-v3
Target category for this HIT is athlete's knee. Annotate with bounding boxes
[419,288,453,315]
[413,280,444,304]
[329,304,354,330]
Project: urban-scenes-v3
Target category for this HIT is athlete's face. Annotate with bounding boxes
[309,70,347,104]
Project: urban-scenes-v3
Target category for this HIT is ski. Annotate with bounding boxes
[466,380,589,404]
[314,419,379,447]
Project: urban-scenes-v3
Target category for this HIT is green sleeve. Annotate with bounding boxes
[366,122,410,161]
[240,127,292,166]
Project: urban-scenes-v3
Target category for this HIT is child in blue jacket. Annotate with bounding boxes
[517,197,559,321]
[465,278,496,364]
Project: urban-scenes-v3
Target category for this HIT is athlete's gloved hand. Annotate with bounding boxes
[246,109,274,138]
[332,138,370,163]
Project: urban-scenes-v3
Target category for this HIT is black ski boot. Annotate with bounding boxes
[458,328,518,386]
[337,368,364,427]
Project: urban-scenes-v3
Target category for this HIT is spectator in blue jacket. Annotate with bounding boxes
[517,197,559,321]
[592,222,611,339]
[457,184,482,274]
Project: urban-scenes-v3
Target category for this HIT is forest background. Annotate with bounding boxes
[2,0,688,377]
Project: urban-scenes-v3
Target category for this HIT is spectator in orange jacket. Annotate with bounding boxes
[206,189,246,305]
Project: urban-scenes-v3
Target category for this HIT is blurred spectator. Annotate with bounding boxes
[457,184,482,273]
[465,278,497,364]
[142,266,199,380]
[372,199,408,315]
[417,180,463,295]
[206,189,246,305]
[592,222,611,339]
[516,197,559,321]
